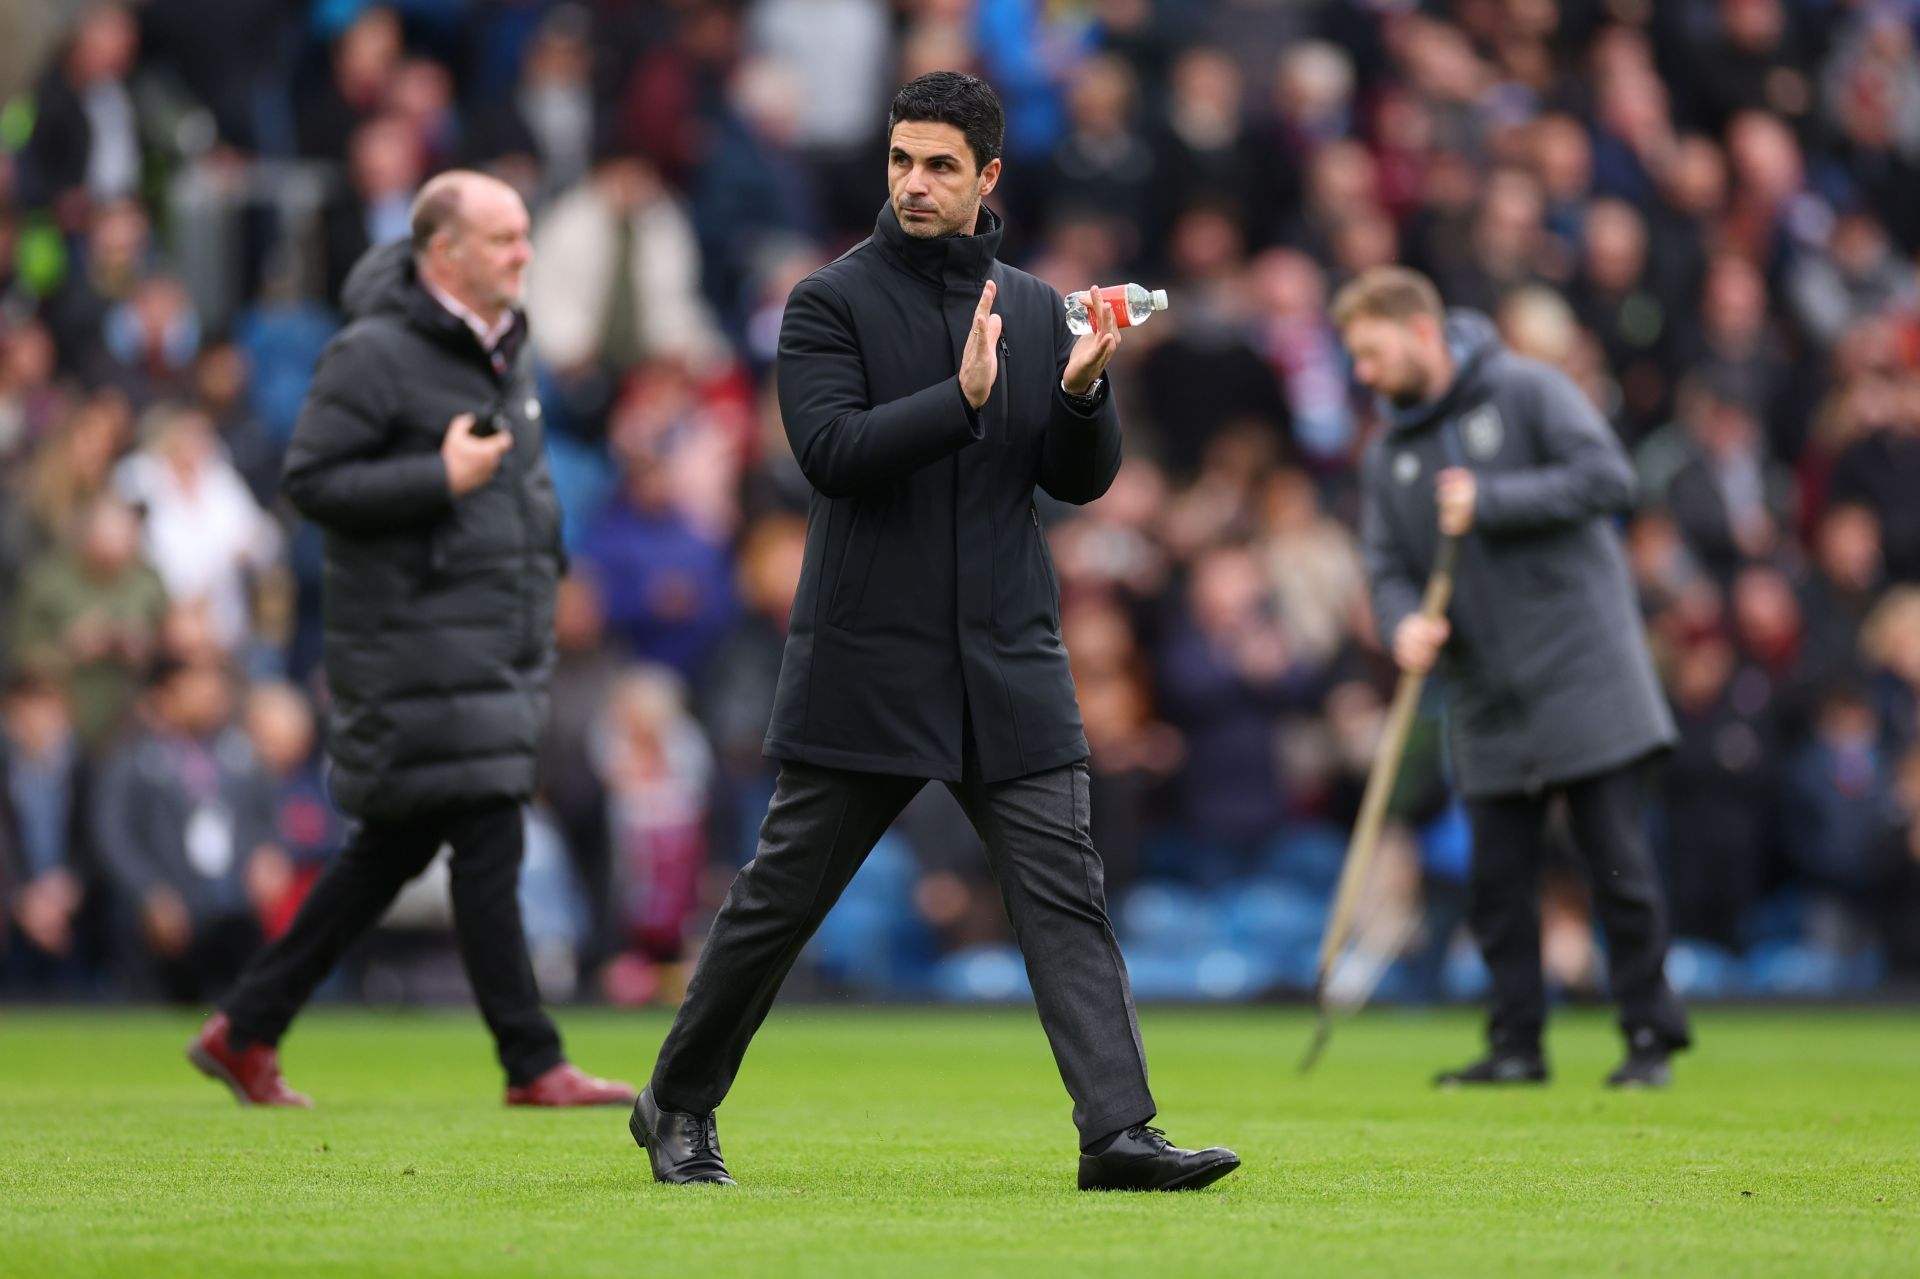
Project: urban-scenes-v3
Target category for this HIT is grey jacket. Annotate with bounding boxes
[1361,312,1675,798]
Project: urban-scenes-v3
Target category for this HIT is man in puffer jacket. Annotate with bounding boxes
[185,171,634,1110]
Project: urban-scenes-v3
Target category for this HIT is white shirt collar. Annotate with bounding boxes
[422,278,515,352]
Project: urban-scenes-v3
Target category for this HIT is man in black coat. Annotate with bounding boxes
[630,73,1238,1192]
[185,171,634,1110]
[1339,267,1691,1089]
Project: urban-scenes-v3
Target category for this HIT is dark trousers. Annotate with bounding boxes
[222,799,564,1086]
[1464,759,1692,1056]
[650,755,1157,1148]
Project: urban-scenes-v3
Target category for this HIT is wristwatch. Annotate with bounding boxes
[1060,375,1106,411]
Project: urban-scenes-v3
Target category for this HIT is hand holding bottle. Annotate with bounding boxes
[1063,283,1166,394]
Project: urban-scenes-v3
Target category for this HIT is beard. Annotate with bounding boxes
[894,191,981,239]
[1384,369,1431,408]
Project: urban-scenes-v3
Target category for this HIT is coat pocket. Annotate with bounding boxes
[827,500,883,630]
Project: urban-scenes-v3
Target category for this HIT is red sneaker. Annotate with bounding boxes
[186,1014,313,1107]
[505,1062,638,1108]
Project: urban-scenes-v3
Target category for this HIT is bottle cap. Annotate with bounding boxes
[1150,288,1169,311]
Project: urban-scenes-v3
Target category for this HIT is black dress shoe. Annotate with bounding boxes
[1434,1051,1549,1087]
[630,1087,735,1185]
[1605,1050,1672,1089]
[1078,1124,1240,1192]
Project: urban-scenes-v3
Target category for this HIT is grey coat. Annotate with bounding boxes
[1361,312,1675,799]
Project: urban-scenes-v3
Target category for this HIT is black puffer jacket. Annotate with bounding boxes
[765,203,1122,782]
[283,241,563,820]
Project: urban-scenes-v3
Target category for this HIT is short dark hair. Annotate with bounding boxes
[887,71,1005,170]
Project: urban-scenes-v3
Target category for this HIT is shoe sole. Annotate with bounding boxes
[186,1041,253,1107]
[1081,1153,1242,1192]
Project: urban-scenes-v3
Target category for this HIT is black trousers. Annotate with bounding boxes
[650,755,1157,1148]
[222,799,564,1086]
[1464,759,1692,1056]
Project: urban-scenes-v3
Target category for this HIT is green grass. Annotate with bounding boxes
[0,1006,1914,1277]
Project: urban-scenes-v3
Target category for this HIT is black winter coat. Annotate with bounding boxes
[765,204,1122,782]
[1362,312,1676,799]
[282,241,564,821]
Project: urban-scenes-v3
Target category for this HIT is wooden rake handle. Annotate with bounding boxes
[1312,536,1459,992]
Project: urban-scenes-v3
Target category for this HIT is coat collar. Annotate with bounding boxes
[871,201,1003,291]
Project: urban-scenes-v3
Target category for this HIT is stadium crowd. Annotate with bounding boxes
[3,0,1920,1008]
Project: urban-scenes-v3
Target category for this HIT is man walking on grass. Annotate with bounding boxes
[628,72,1238,1191]
[187,172,634,1110]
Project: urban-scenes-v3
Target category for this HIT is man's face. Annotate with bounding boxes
[887,120,1000,239]
[433,184,533,314]
[1342,314,1439,407]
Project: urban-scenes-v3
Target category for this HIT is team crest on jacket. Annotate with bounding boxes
[1461,404,1504,459]
[1394,451,1421,485]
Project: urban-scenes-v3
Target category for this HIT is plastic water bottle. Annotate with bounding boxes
[1065,283,1169,335]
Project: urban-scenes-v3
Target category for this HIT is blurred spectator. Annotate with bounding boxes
[1571,198,1672,435]
[387,58,461,173]
[692,57,824,337]
[322,115,424,306]
[0,391,129,599]
[577,380,740,681]
[1828,381,1920,582]
[189,342,279,508]
[1821,10,1920,253]
[536,572,623,979]
[1802,503,1886,682]
[465,5,598,198]
[43,198,150,382]
[1660,635,1775,949]
[1137,209,1290,474]
[8,493,166,748]
[1067,596,1182,892]
[525,152,725,390]
[1154,47,1266,251]
[1436,167,1551,316]
[0,318,67,477]
[595,666,714,1006]
[0,671,95,996]
[1249,248,1354,468]
[242,681,342,942]
[92,654,279,1002]
[695,513,804,868]
[1781,685,1892,936]
[1786,209,1916,351]
[1862,588,1920,755]
[93,275,202,407]
[112,402,284,658]
[1661,377,1788,582]
[1687,0,1813,137]
[1871,746,1920,974]
[1156,543,1315,883]
[1043,54,1158,268]
[295,5,401,162]
[1255,467,1366,671]
[14,2,142,226]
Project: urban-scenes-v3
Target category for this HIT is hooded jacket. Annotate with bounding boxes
[764,203,1122,781]
[281,241,563,820]
[1361,311,1675,798]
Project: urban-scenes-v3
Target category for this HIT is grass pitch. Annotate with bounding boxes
[1,1005,1914,1277]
